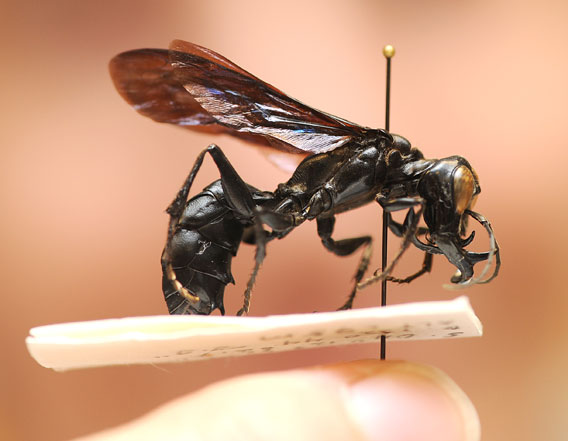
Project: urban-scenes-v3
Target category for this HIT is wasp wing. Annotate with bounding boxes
[169,40,368,154]
[110,40,368,155]
[110,48,308,170]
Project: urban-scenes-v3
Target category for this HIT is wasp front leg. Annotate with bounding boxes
[358,197,427,290]
[383,210,433,284]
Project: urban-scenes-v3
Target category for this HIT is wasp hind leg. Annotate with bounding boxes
[236,218,269,316]
[162,145,215,311]
[316,215,373,310]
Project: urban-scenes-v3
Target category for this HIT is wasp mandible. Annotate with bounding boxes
[110,40,500,316]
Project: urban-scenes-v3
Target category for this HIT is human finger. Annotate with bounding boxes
[73,359,479,441]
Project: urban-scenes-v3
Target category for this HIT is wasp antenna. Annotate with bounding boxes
[380,44,395,360]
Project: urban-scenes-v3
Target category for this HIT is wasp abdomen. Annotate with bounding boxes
[162,182,245,315]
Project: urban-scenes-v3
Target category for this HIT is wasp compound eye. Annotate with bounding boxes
[452,165,477,215]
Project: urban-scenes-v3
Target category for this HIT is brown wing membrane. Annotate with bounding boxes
[109,48,274,147]
[169,40,368,154]
[110,48,216,127]
[109,40,368,155]
[110,49,305,156]
[110,49,308,169]
[109,49,270,147]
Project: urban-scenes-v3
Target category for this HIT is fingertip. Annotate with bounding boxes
[320,360,480,441]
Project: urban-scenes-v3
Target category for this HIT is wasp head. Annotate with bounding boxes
[416,156,499,286]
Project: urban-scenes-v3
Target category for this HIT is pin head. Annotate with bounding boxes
[383,45,395,59]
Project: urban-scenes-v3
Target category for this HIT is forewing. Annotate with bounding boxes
[109,48,280,147]
[109,41,368,158]
[169,40,368,154]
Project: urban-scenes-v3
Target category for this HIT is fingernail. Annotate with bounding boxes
[337,361,480,441]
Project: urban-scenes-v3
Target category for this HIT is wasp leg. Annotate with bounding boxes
[236,197,309,315]
[358,197,426,290]
[386,252,433,283]
[204,145,272,316]
[237,197,307,315]
[316,215,372,310]
[237,215,268,316]
[206,145,257,217]
[386,212,428,238]
[162,145,215,306]
[380,210,433,284]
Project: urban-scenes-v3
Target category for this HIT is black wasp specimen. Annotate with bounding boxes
[110,40,500,316]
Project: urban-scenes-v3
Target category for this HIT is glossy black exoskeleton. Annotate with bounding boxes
[110,40,500,315]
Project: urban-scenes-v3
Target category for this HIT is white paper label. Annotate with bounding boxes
[26,296,481,371]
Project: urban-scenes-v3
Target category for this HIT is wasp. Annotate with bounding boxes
[109,40,500,316]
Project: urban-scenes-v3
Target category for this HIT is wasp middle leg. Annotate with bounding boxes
[316,215,373,310]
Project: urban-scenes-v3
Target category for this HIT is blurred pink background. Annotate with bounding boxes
[1,1,567,440]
